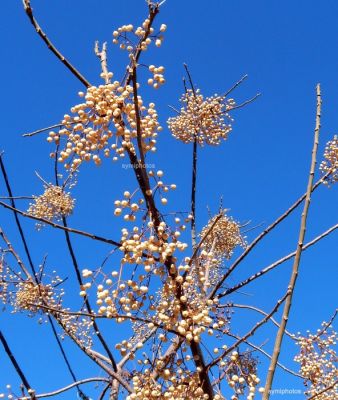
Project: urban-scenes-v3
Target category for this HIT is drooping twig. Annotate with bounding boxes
[0,200,120,247]
[224,303,295,339]
[226,333,303,378]
[263,84,322,398]
[19,377,110,399]
[0,330,35,399]
[22,0,91,87]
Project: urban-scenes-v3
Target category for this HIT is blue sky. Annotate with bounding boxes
[0,0,337,399]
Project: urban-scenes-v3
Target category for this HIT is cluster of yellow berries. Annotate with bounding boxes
[200,213,246,260]
[320,135,338,184]
[114,190,145,221]
[11,275,93,347]
[28,185,74,223]
[152,276,217,343]
[167,89,235,145]
[0,261,10,306]
[48,84,161,170]
[112,20,167,53]
[127,370,210,400]
[119,226,187,266]
[14,281,52,314]
[218,351,264,400]
[81,266,151,321]
[148,65,165,89]
[295,326,338,399]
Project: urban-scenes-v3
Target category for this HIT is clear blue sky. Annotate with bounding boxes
[0,0,337,399]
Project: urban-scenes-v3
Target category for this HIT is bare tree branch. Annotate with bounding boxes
[22,0,91,87]
[263,84,322,398]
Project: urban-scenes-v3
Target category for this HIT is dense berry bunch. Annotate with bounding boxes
[112,19,167,53]
[200,214,246,260]
[320,135,338,183]
[222,351,263,400]
[127,370,212,400]
[14,281,53,314]
[295,326,338,399]
[28,185,74,222]
[48,84,161,169]
[168,89,235,145]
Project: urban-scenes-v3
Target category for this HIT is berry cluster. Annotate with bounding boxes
[49,85,161,169]
[28,185,74,223]
[168,89,235,145]
[320,135,338,184]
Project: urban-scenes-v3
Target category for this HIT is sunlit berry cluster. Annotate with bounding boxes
[148,65,165,89]
[14,281,53,314]
[0,259,10,305]
[48,84,162,169]
[112,19,167,54]
[219,351,263,400]
[320,135,338,184]
[127,369,210,400]
[295,325,338,399]
[28,185,74,223]
[167,89,235,145]
[200,213,246,260]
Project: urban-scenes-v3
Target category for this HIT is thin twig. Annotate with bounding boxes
[224,303,295,339]
[22,0,91,87]
[263,84,322,398]
[61,215,118,371]
[218,222,338,297]
[23,124,64,138]
[0,200,120,247]
[19,378,110,399]
[228,93,261,111]
[209,171,330,300]
[208,292,288,369]
[226,332,303,378]
[223,74,248,98]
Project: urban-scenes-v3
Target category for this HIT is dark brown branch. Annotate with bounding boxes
[0,330,35,398]
[0,200,120,247]
[0,155,38,278]
[22,0,91,87]
[61,215,118,371]
[183,63,198,248]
